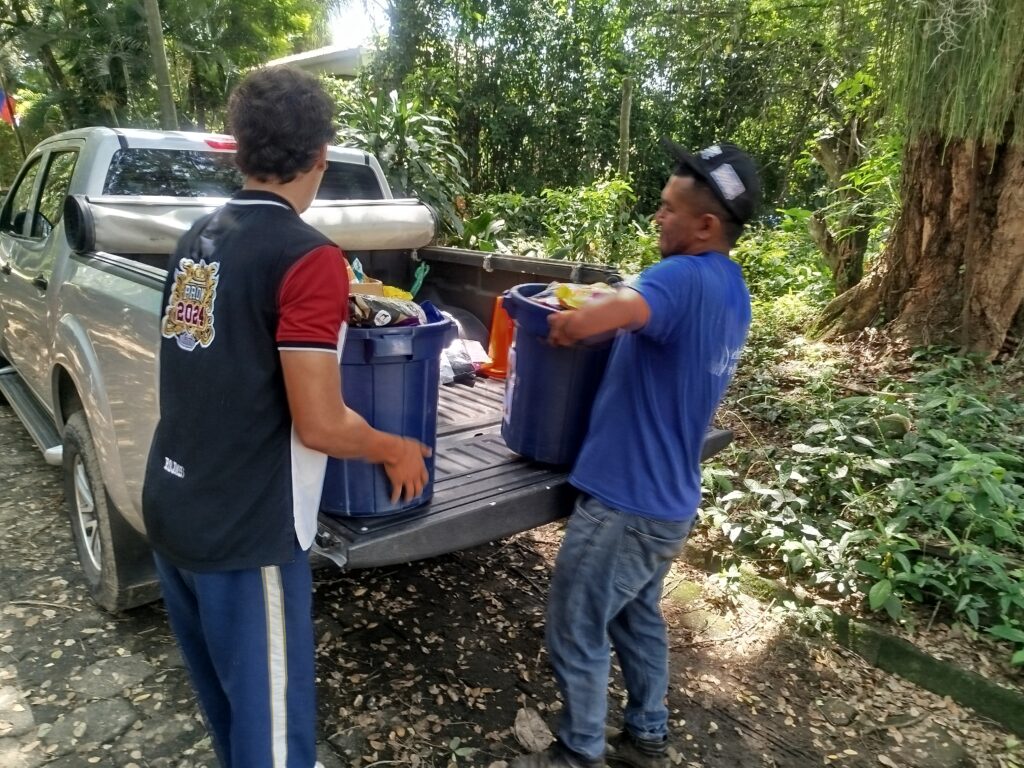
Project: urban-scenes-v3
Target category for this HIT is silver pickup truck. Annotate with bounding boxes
[0,127,731,612]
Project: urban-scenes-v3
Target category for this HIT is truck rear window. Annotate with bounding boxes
[102,149,385,200]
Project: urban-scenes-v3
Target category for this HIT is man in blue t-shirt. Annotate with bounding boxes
[511,142,760,768]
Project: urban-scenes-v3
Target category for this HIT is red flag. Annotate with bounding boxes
[0,90,16,126]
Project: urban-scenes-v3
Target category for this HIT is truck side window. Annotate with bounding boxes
[1,156,43,237]
[35,151,79,238]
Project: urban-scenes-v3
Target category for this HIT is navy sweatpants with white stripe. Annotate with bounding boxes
[154,544,317,768]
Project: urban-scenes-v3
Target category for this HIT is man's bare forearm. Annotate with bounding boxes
[547,289,650,345]
[281,350,409,463]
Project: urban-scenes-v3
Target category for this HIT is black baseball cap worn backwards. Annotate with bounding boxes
[660,138,761,225]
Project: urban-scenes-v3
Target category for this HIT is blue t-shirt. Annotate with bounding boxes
[570,252,751,522]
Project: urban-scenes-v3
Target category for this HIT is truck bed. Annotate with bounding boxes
[315,376,574,568]
[315,376,734,570]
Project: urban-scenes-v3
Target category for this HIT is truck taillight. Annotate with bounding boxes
[205,137,237,150]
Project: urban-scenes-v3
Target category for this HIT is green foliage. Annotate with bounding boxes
[881,0,1024,146]
[709,334,1024,663]
[448,210,506,252]
[328,83,469,235]
[459,191,546,258]
[0,1,336,132]
[465,192,546,239]
[814,132,903,268]
[539,176,636,264]
[0,1,147,127]
[731,212,833,301]
[0,125,26,188]
[162,0,335,129]
[612,218,662,275]
[744,294,822,359]
[462,176,660,270]
[368,0,635,195]
[366,0,885,214]
[2,0,895,228]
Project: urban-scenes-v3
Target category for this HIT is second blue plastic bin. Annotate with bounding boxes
[321,311,454,517]
[501,283,613,466]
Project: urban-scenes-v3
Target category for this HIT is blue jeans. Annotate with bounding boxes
[546,495,695,761]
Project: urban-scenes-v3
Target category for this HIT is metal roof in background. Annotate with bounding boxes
[265,45,367,76]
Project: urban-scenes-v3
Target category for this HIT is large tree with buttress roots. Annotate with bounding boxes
[819,0,1024,359]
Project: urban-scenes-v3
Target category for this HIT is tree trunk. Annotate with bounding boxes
[143,0,178,130]
[809,210,868,295]
[1012,303,1024,343]
[820,137,1024,359]
[186,64,206,131]
[809,122,871,295]
[618,76,632,178]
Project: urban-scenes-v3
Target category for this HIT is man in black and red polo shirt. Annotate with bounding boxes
[142,66,429,768]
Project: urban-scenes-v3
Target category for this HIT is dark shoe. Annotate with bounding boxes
[511,740,606,768]
[606,729,669,768]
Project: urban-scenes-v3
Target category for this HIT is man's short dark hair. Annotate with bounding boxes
[675,167,745,247]
[227,67,337,183]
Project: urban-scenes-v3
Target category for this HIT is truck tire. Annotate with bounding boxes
[62,411,159,612]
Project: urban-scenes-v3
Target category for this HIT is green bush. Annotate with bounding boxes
[465,181,839,284]
[464,192,547,239]
[709,344,1024,665]
[326,80,469,236]
[732,211,833,301]
[538,176,637,264]
[463,176,660,270]
[446,210,507,252]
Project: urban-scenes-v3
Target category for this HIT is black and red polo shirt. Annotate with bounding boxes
[142,190,348,571]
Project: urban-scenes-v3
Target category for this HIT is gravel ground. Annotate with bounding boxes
[0,400,1016,768]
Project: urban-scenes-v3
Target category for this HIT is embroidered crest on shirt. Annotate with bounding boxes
[161,258,219,351]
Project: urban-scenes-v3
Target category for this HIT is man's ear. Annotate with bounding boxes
[700,212,721,241]
[316,144,328,170]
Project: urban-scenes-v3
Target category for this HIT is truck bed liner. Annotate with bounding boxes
[315,376,574,568]
[436,376,506,437]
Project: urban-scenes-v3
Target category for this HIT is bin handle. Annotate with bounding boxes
[370,335,414,358]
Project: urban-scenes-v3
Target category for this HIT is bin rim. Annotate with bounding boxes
[345,314,454,338]
[504,282,616,347]
[505,282,556,310]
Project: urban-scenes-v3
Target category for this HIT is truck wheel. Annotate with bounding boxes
[62,411,159,612]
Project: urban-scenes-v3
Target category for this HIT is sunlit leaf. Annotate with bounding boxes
[868,579,892,610]
[901,452,936,465]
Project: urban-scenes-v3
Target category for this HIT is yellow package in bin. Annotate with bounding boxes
[552,282,616,310]
[383,285,413,301]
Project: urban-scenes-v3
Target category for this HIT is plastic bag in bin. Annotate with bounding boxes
[348,294,427,327]
[529,281,617,310]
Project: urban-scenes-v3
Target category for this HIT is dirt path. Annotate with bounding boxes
[0,401,1013,767]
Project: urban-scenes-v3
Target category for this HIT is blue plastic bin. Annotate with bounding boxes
[321,312,454,517]
[500,283,613,466]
